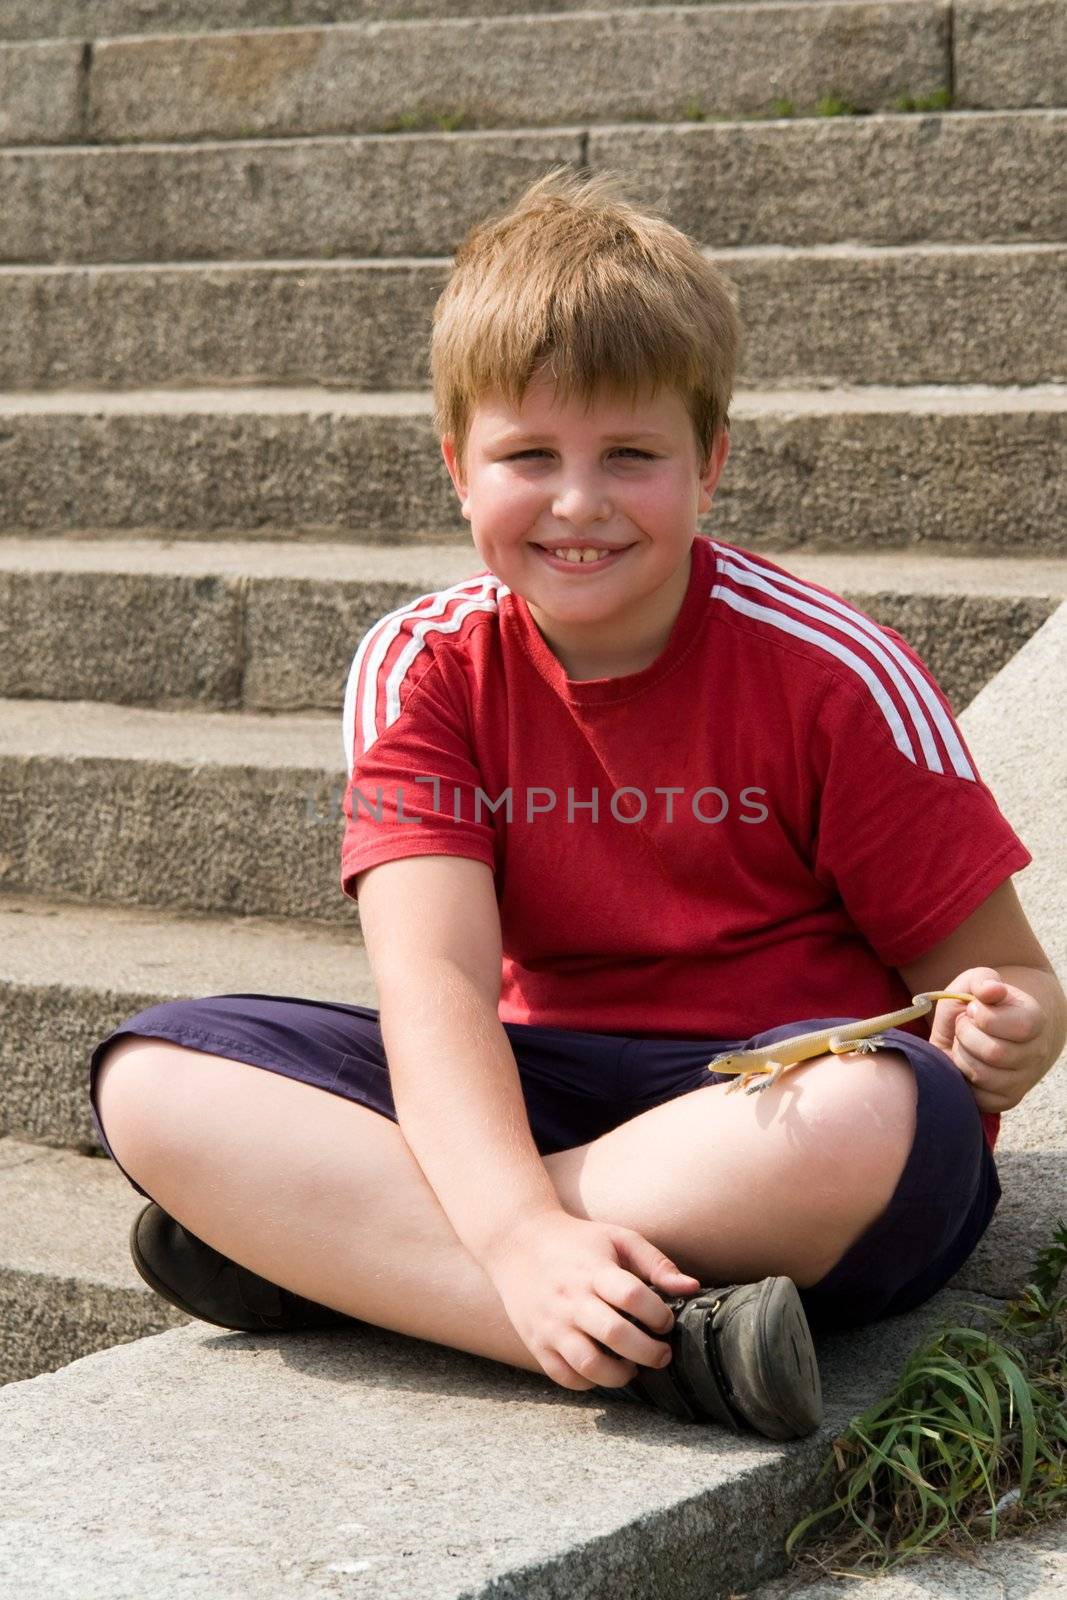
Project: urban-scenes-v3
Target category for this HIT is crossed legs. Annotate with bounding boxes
[94,1035,916,1386]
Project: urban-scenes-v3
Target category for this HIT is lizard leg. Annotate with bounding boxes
[828,1032,888,1056]
[725,1067,767,1095]
[743,1059,786,1095]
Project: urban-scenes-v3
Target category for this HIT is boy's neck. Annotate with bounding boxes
[525,543,694,683]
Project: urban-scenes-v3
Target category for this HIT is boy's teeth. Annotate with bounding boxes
[548,546,612,563]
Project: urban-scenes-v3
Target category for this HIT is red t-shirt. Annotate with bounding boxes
[341,534,1032,1155]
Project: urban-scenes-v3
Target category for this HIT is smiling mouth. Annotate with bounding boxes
[532,543,632,563]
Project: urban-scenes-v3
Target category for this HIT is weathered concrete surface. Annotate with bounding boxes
[87,5,948,141]
[0,113,1064,264]
[0,538,1061,713]
[0,1138,184,1385]
[0,893,376,1151]
[0,0,884,44]
[0,1284,1018,1598]
[590,110,1067,250]
[0,129,586,263]
[0,40,83,145]
[956,0,1067,109]
[2,244,1064,392]
[0,695,350,925]
[0,384,1064,552]
[945,602,1067,1301]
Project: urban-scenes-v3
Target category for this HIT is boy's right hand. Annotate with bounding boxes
[481,1211,702,1391]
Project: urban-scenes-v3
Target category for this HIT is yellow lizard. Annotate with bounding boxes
[705,991,975,1096]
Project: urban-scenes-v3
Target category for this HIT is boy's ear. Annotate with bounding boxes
[441,435,472,520]
[697,428,731,514]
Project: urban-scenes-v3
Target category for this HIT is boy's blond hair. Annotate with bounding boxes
[430,165,742,479]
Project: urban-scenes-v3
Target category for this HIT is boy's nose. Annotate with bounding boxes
[551,481,613,527]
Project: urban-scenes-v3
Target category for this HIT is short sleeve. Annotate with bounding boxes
[340,635,496,902]
[809,630,1033,969]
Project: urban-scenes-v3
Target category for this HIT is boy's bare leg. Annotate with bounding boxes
[95,1037,916,1380]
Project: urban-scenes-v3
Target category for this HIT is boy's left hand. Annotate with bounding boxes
[927,967,1053,1113]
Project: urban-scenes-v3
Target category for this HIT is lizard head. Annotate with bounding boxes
[705,1051,741,1072]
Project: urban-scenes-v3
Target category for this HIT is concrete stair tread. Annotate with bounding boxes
[4,240,1066,273]
[1,382,1065,416]
[3,111,1063,268]
[3,535,1067,597]
[0,1133,186,1389]
[2,245,1064,394]
[0,1261,1009,1599]
[7,105,1066,153]
[2,383,1060,551]
[53,3,956,146]
[0,890,374,999]
[0,534,488,582]
[0,1136,158,1291]
[0,694,341,767]
[0,1127,1028,1599]
[0,0,902,46]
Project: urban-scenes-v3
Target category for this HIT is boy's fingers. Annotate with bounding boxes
[961,1002,1032,1043]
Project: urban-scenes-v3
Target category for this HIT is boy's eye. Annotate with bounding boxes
[507,448,654,460]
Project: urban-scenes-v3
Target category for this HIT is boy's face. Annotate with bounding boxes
[441,367,730,679]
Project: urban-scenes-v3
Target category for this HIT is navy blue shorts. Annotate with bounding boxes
[87,994,1001,1337]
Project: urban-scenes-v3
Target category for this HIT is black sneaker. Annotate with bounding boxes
[129,1201,359,1333]
[595,1276,823,1440]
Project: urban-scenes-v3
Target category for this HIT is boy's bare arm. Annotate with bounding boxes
[356,855,565,1268]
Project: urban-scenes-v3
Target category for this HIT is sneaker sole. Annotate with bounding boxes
[735,1276,823,1440]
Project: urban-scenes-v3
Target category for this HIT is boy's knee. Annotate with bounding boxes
[767,1049,921,1190]
[786,1044,913,1104]
[767,1051,917,1281]
[94,1036,176,1161]
[778,1049,916,1189]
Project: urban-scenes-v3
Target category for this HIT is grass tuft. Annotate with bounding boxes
[814,95,860,118]
[890,86,955,113]
[784,1221,1067,1578]
[379,107,473,134]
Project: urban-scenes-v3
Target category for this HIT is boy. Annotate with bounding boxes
[90,170,1065,1441]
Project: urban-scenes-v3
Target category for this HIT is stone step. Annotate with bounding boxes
[0,1252,1012,1595]
[1,537,1065,715]
[0,0,864,45]
[0,383,1064,550]
[957,0,1067,111]
[0,1136,184,1386]
[6,243,1067,391]
[0,556,1062,932]
[83,4,950,145]
[0,891,376,1151]
[0,696,353,929]
[79,4,1067,144]
[1,111,1064,265]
